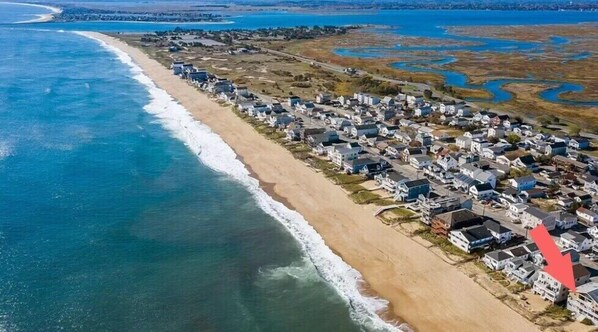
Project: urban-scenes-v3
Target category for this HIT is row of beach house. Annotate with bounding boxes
[170,60,598,324]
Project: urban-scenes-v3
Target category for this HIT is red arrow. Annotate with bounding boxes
[530,224,576,292]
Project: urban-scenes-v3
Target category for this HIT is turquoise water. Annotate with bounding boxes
[0,24,398,331]
[0,2,53,23]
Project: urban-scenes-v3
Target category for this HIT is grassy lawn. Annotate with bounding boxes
[350,191,381,204]
[543,304,572,321]
[389,207,415,218]
[507,282,528,294]
[415,229,473,258]
[330,174,366,185]
[341,183,366,193]
[373,198,398,206]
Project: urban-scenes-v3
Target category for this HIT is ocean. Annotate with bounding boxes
[0,5,395,331]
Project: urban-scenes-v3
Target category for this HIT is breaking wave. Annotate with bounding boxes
[78,31,409,332]
[0,141,13,160]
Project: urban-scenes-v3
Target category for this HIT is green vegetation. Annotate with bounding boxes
[569,124,581,136]
[536,114,560,126]
[506,133,521,145]
[350,191,381,204]
[341,183,366,193]
[507,283,529,294]
[373,198,397,206]
[414,229,472,258]
[543,305,572,321]
[581,318,594,325]
[509,167,532,178]
[354,75,402,96]
[474,260,493,273]
[389,207,415,218]
[330,174,365,185]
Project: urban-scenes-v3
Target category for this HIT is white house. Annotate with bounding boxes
[449,225,494,253]
[521,206,557,231]
[488,127,505,138]
[350,124,378,138]
[470,183,495,201]
[437,154,458,171]
[533,265,590,303]
[329,143,361,166]
[484,220,513,244]
[567,282,598,325]
[507,203,528,221]
[456,136,472,150]
[374,172,407,193]
[509,175,537,192]
[559,230,593,252]
[409,155,432,170]
[470,138,490,154]
[267,114,295,128]
[483,250,514,271]
[577,208,598,225]
[553,211,578,230]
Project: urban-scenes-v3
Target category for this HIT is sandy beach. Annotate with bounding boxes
[88,32,540,332]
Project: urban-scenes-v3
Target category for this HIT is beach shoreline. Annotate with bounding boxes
[3,2,62,23]
[86,31,540,332]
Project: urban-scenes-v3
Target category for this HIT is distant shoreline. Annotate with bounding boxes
[2,2,62,23]
[73,20,235,25]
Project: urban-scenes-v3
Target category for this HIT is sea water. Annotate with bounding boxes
[0,26,399,331]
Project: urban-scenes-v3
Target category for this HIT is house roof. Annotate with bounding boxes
[561,230,590,244]
[411,155,432,163]
[571,137,589,144]
[459,225,493,242]
[486,250,513,261]
[524,206,550,220]
[501,187,519,196]
[462,163,479,172]
[550,142,567,149]
[473,182,494,192]
[574,282,598,304]
[403,179,430,188]
[454,173,478,186]
[512,175,536,184]
[578,207,598,217]
[354,124,378,130]
[387,172,407,182]
[483,220,511,234]
[524,243,539,253]
[509,246,529,257]
[517,155,535,165]
[436,209,483,228]
[572,264,591,279]
[474,171,495,183]
[346,158,379,168]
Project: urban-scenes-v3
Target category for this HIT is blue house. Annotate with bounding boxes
[187,69,208,82]
[395,179,430,202]
[509,175,537,192]
[288,96,301,107]
[545,142,567,156]
[569,137,590,150]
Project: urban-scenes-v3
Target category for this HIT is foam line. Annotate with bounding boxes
[77,31,410,332]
